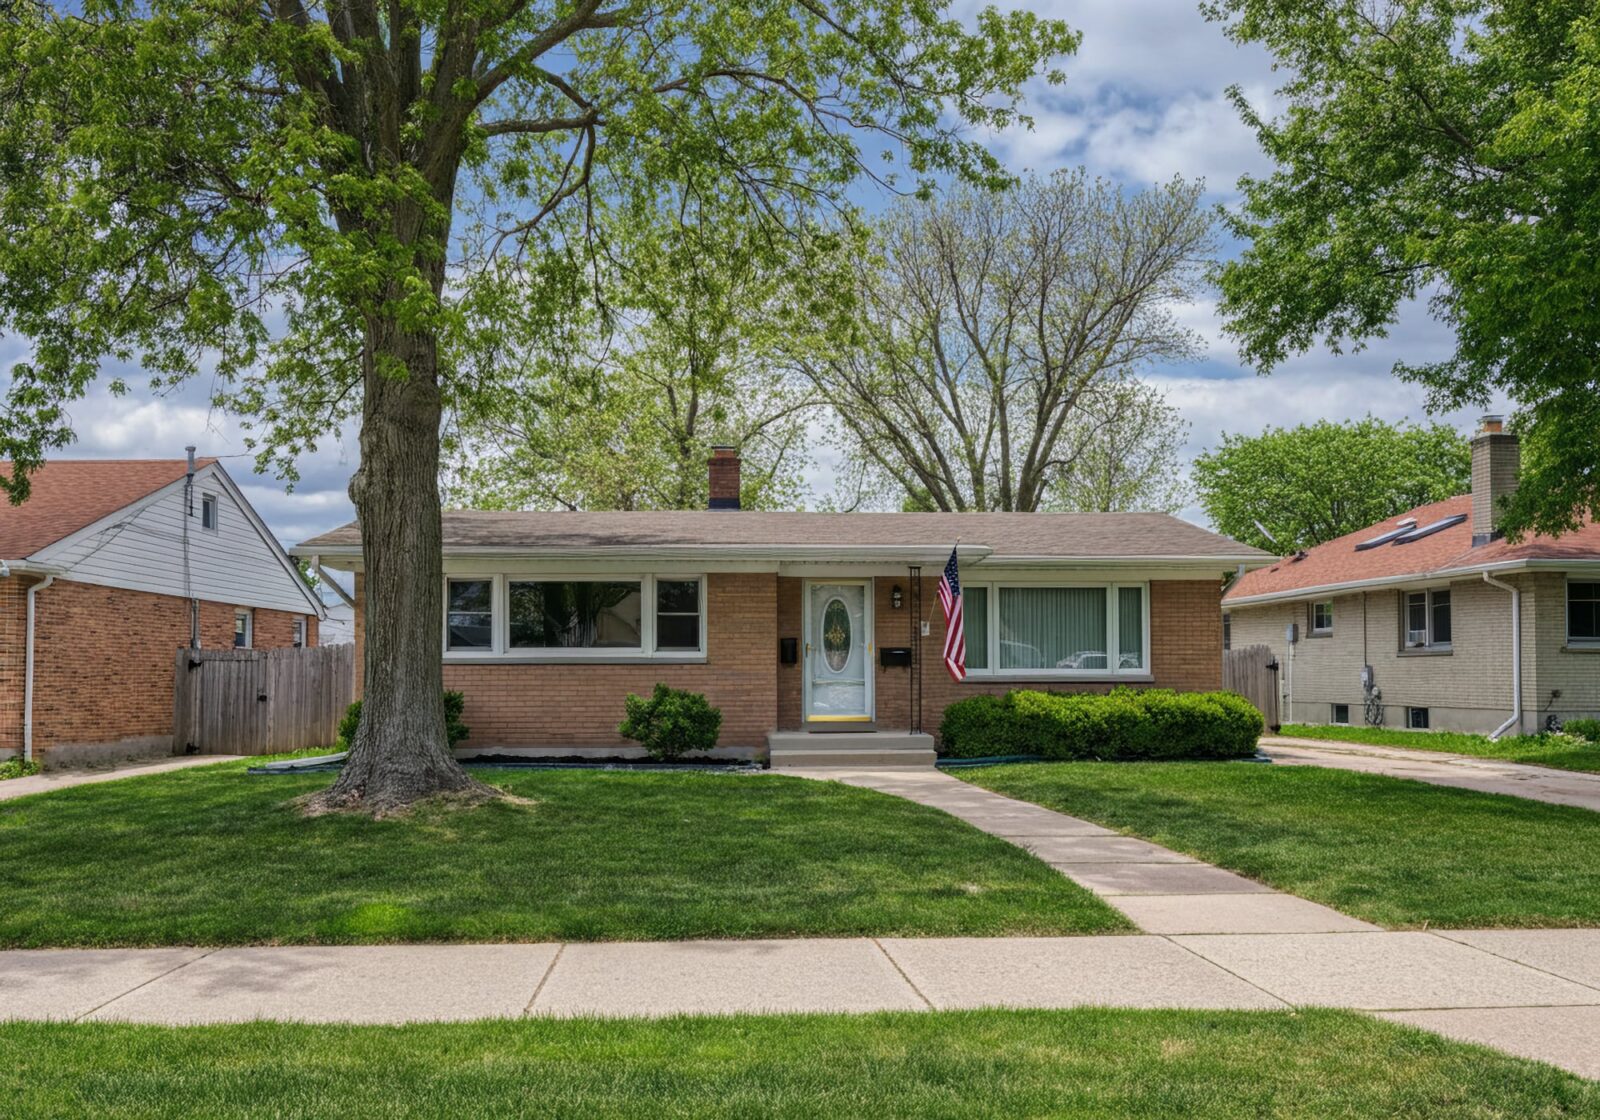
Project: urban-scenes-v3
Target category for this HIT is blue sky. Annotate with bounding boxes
[0,0,1506,546]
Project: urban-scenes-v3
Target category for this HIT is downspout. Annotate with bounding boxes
[1482,571,1522,739]
[23,574,56,764]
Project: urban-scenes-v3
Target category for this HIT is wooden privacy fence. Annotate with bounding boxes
[1223,643,1281,731]
[174,644,356,755]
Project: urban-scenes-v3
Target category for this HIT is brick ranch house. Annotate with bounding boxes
[1,457,325,767]
[296,450,1268,765]
[1224,418,1600,736]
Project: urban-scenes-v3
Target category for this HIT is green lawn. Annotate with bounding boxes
[1278,723,1600,773]
[0,762,1126,948]
[4,1010,1595,1119]
[961,761,1600,929]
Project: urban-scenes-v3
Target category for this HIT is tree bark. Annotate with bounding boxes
[310,314,497,814]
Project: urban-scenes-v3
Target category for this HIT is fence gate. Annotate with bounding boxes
[173,644,356,755]
[1222,643,1281,732]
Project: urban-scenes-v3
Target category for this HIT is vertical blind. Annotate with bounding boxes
[965,586,989,669]
[1118,586,1144,669]
[998,587,1108,669]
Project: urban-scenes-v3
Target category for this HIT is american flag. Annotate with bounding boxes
[936,545,965,682]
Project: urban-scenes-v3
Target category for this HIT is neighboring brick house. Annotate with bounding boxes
[1,457,325,767]
[296,449,1266,765]
[1224,418,1600,736]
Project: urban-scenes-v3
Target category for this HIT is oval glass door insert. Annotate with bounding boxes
[822,597,852,672]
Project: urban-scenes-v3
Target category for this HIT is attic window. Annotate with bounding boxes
[1392,514,1467,545]
[200,493,218,531]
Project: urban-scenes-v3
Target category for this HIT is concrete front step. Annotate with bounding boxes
[770,749,938,770]
[767,731,936,770]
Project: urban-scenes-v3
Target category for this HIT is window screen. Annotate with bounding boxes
[655,579,702,652]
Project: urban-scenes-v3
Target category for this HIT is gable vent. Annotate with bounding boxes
[1391,514,1467,545]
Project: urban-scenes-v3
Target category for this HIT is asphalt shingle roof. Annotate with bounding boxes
[298,510,1268,562]
[1225,495,1600,602]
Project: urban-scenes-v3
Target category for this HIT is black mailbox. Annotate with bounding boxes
[879,646,912,668]
[779,637,799,665]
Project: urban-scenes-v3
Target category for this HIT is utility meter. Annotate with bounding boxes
[1284,622,1299,645]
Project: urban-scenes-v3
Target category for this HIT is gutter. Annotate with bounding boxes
[1482,571,1523,740]
[1224,556,1600,608]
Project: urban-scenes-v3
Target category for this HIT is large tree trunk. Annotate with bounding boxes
[309,316,497,814]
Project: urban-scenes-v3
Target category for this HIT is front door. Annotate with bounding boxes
[804,581,873,722]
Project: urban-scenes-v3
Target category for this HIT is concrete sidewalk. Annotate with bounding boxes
[0,755,242,802]
[1261,736,1600,812]
[3,930,1598,1077]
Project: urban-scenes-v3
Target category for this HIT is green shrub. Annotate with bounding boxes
[938,687,1263,762]
[337,691,470,752]
[0,757,42,781]
[938,694,1020,758]
[1564,718,1600,744]
[619,683,723,761]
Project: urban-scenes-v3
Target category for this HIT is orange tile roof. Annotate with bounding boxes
[1225,494,1600,603]
[0,459,216,560]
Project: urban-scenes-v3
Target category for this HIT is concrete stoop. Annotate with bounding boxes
[767,731,936,770]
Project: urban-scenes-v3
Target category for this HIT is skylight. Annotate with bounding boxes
[1391,514,1467,544]
[1354,526,1414,551]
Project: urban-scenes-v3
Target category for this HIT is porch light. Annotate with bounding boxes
[891,585,904,610]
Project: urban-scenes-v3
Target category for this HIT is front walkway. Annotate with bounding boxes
[0,755,242,802]
[822,769,1375,935]
[1261,736,1600,812]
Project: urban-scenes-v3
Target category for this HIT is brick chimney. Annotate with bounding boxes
[1471,415,1519,546]
[708,445,741,510]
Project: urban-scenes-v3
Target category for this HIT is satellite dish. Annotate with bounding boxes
[1253,519,1279,546]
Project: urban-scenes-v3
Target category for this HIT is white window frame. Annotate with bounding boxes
[442,573,708,663]
[200,493,219,532]
[1310,600,1334,635]
[1331,703,1350,726]
[1568,579,1600,646]
[1402,588,1453,651]
[233,609,253,649]
[960,582,1150,680]
[291,617,306,648]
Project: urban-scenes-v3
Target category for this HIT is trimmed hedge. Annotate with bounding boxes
[939,687,1264,762]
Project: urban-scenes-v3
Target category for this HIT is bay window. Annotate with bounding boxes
[961,582,1148,677]
[445,574,704,659]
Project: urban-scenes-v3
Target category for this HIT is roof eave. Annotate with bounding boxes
[1224,555,1600,607]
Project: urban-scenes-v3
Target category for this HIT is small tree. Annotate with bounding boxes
[1193,418,1471,554]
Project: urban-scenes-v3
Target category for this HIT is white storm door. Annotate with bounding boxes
[805,582,873,721]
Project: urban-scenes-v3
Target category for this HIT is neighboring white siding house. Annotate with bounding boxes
[30,463,321,617]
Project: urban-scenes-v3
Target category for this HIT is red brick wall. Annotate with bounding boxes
[1148,579,1225,691]
[354,570,1223,748]
[2,578,315,759]
[423,573,778,748]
